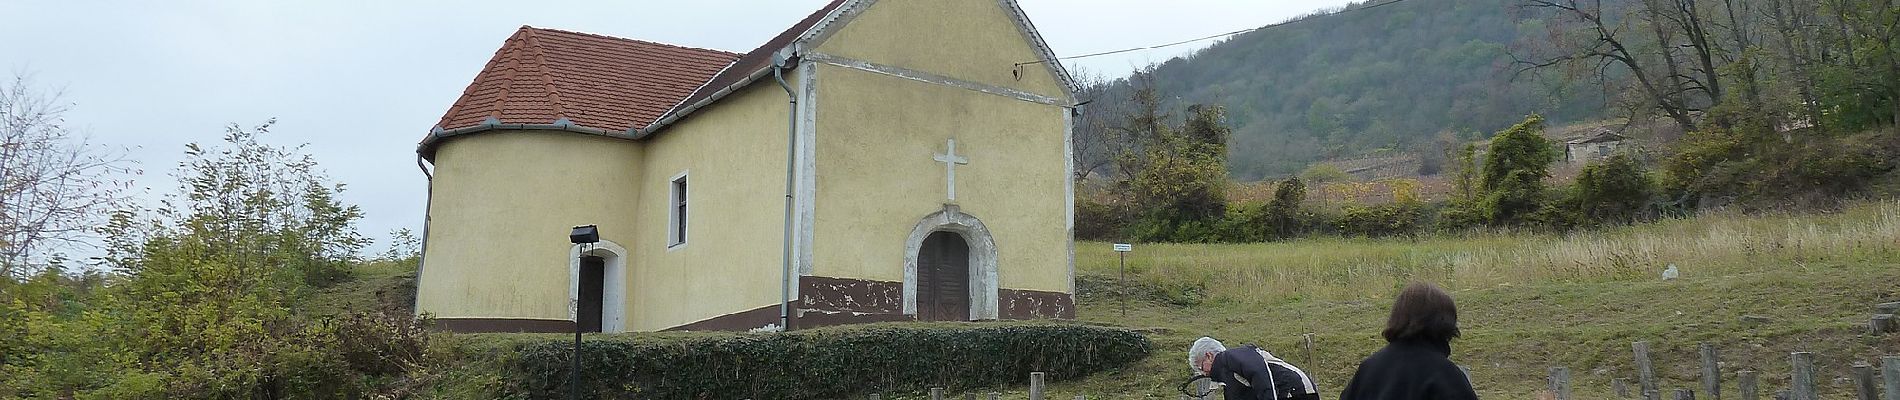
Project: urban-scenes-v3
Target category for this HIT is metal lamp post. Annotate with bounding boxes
[567,225,599,400]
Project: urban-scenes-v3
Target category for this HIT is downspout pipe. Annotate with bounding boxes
[772,52,798,331]
[412,155,434,316]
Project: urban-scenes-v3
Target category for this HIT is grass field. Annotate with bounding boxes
[1031,200,1900,399]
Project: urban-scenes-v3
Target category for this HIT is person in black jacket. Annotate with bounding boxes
[1190,337,1321,400]
[1338,282,1479,400]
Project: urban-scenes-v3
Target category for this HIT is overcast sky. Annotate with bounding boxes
[2,0,1358,252]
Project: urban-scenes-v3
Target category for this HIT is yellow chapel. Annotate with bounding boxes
[413,0,1078,332]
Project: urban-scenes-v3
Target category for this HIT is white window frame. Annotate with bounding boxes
[667,170,689,250]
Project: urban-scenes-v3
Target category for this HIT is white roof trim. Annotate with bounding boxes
[793,0,875,50]
[996,0,1080,96]
[641,0,1076,137]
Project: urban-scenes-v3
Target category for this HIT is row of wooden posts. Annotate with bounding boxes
[868,343,1895,399]
[1544,341,1899,400]
[866,372,1078,400]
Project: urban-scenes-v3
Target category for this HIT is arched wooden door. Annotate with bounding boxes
[916,231,971,321]
[577,255,604,332]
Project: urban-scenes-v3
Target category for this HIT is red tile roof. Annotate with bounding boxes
[658,0,848,129]
[427,1,848,155]
[433,26,740,136]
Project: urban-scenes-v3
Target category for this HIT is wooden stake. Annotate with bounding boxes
[1303,333,1315,366]
[931,387,944,400]
[1636,341,1659,395]
[1883,357,1900,400]
[1702,343,1722,400]
[1615,378,1631,398]
[1550,367,1572,400]
[1030,372,1046,400]
[1853,362,1876,400]
[1738,370,1759,400]
[1790,352,1816,400]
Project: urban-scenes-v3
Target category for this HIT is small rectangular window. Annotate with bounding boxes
[669,174,688,247]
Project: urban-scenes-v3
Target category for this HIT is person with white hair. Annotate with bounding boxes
[1189,336,1321,400]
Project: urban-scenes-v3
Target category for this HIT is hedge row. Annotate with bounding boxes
[503,322,1152,400]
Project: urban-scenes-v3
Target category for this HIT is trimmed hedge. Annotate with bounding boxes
[504,322,1151,399]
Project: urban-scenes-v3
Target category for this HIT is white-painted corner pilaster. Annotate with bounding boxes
[795,60,819,279]
[1062,107,1076,294]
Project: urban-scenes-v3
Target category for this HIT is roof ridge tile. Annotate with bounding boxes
[518,28,566,123]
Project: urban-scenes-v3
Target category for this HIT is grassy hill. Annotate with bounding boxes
[1045,200,1900,398]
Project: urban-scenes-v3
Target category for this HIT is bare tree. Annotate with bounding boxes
[1514,0,1707,132]
[0,75,131,276]
[1766,0,1826,126]
[1069,68,1124,182]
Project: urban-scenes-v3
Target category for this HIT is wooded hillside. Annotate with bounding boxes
[1076,0,1612,180]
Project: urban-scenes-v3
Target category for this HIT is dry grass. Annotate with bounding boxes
[1081,200,1900,305]
[1041,200,1900,399]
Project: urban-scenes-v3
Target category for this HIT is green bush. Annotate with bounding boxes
[1298,163,1353,184]
[1433,201,1489,232]
[1335,202,1424,237]
[1479,116,1560,225]
[1574,154,1655,224]
[1662,125,1897,208]
[1074,195,1129,241]
[504,323,1152,400]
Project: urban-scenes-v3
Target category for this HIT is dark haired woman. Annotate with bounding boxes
[1338,282,1479,400]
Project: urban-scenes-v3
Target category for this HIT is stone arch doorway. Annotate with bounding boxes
[915,231,970,321]
[569,240,628,332]
[903,205,999,321]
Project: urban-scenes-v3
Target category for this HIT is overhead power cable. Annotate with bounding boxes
[1015,0,1416,67]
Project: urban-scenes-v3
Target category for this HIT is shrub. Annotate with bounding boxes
[1336,202,1424,237]
[1433,201,1489,232]
[1074,195,1128,241]
[1574,154,1655,224]
[1261,178,1309,239]
[1298,163,1353,184]
[1479,115,1559,225]
[504,323,1153,400]
[1662,125,1896,208]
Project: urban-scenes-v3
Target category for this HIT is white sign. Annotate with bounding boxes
[1113,243,1132,252]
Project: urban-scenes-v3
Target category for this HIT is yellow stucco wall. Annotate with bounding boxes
[415,131,640,321]
[812,0,1069,100]
[418,81,796,331]
[807,0,1073,293]
[418,0,1071,330]
[623,82,798,331]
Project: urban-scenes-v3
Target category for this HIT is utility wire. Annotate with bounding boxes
[1016,0,1416,67]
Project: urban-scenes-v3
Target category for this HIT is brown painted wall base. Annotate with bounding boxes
[436,318,575,333]
[665,303,788,332]
[1001,288,1076,319]
[440,276,1075,333]
[660,276,1075,331]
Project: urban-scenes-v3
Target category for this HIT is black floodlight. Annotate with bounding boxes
[569,225,599,244]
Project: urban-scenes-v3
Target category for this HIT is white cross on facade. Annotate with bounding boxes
[933,138,970,201]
